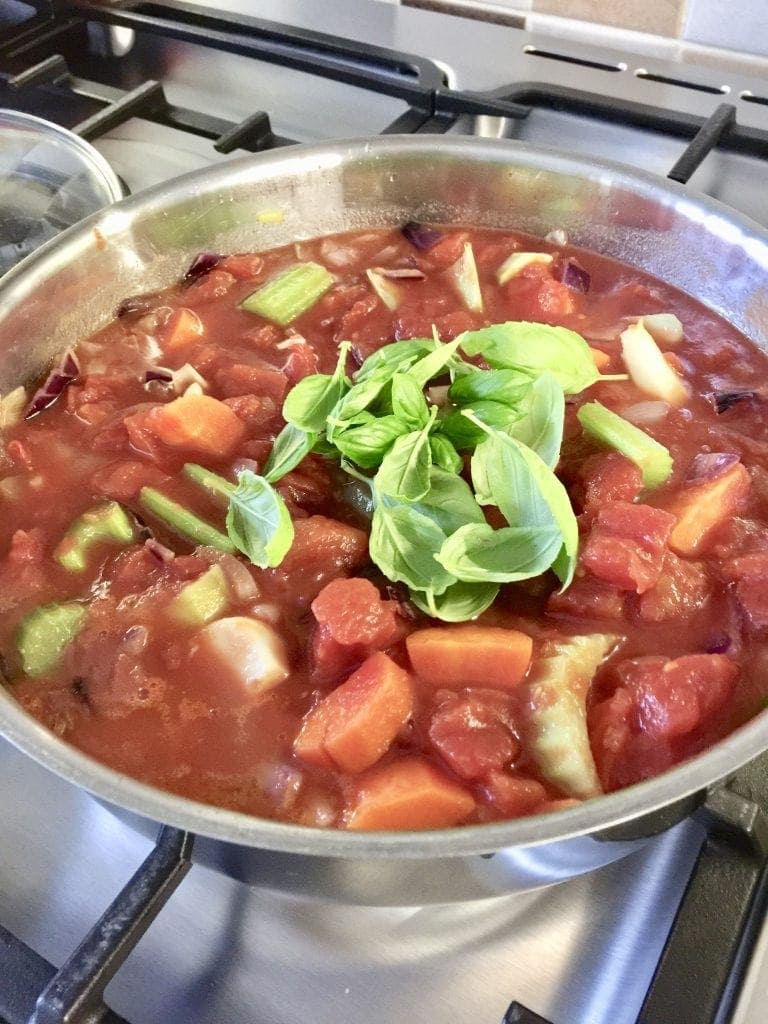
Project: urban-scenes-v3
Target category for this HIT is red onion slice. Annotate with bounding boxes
[183,252,223,283]
[712,390,758,414]
[557,259,591,293]
[115,294,155,318]
[401,222,443,252]
[371,266,426,280]
[145,538,175,564]
[24,348,81,419]
[686,452,739,483]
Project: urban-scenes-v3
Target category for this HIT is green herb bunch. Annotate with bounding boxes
[225,321,612,621]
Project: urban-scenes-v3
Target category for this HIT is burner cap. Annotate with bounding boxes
[0,109,124,275]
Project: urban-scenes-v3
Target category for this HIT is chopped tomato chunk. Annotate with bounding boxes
[547,576,627,620]
[406,626,533,690]
[428,690,519,780]
[294,652,413,773]
[346,757,475,830]
[576,452,644,517]
[311,577,404,648]
[636,552,711,623]
[482,772,548,817]
[580,500,676,593]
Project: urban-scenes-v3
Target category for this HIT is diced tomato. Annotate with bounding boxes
[91,460,169,502]
[345,757,475,830]
[241,323,283,353]
[268,516,369,603]
[547,576,627,620]
[215,362,289,403]
[422,231,468,268]
[218,253,264,280]
[406,626,533,690]
[432,310,479,339]
[504,266,578,324]
[310,623,362,685]
[428,690,520,780]
[311,577,405,648]
[580,501,676,593]
[162,308,203,353]
[282,340,320,383]
[736,577,768,632]
[589,688,674,792]
[221,394,279,432]
[186,269,235,304]
[6,528,45,565]
[335,296,379,340]
[481,771,547,817]
[276,455,334,514]
[636,552,711,623]
[576,452,643,517]
[294,652,413,773]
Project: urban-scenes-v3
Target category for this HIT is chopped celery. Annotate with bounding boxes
[241,262,334,326]
[168,564,229,626]
[366,268,401,311]
[496,251,553,285]
[448,242,483,313]
[183,462,236,503]
[54,500,135,572]
[140,487,236,553]
[17,602,86,677]
[577,400,674,489]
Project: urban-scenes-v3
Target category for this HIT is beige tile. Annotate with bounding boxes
[531,0,687,37]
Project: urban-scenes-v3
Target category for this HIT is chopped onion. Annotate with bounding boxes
[557,259,591,293]
[144,363,208,394]
[712,390,757,414]
[545,228,569,246]
[496,251,553,285]
[183,252,222,283]
[686,452,739,483]
[145,538,175,563]
[401,221,443,251]
[366,268,402,311]
[122,625,150,654]
[217,554,260,602]
[640,313,684,346]
[621,400,671,426]
[248,602,281,624]
[25,349,80,419]
[619,321,688,406]
[372,266,426,280]
[145,367,174,385]
[449,242,483,312]
[0,386,27,430]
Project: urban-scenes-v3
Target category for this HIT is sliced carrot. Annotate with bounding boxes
[294,651,413,774]
[346,757,475,830]
[144,393,246,458]
[163,307,204,353]
[667,462,750,555]
[405,625,533,690]
[589,346,611,372]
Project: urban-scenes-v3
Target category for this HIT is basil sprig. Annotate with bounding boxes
[224,321,600,620]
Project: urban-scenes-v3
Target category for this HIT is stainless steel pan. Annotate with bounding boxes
[2,136,767,904]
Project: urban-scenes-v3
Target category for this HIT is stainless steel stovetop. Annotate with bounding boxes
[2,2,768,1022]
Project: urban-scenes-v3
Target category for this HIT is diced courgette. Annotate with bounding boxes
[54,500,135,572]
[168,564,229,627]
[241,262,334,326]
[17,602,86,677]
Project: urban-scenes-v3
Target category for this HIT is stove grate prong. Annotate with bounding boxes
[667,102,737,183]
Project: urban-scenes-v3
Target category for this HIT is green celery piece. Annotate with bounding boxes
[241,262,334,326]
[54,501,135,572]
[183,463,236,503]
[526,633,620,799]
[140,487,236,553]
[17,603,86,677]
[168,564,229,626]
[577,400,673,489]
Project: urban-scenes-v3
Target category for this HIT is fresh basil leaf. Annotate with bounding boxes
[334,414,404,468]
[369,503,454,595]
[411,579,499,622]
[440,400,522,451]
[405,467,485,536]
[448,367,533,407]
[226,470,294,569]
[262,423,317,483]
[375,410,436,501]
[507,371,564,469]
[354,338,437,383]
[282,341,351,432]
[408,334,465,388]
[460,321,599,394]
[391,373,429,429]
[327,375,389,441]
[429,434,463,474]
[436,522,562,583]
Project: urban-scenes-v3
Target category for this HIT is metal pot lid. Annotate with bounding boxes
[0,109,125,276]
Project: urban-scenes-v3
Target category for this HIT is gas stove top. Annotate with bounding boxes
[3,3,768,1023]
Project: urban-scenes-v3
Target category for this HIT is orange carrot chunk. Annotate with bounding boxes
[143,393,246,458]
[294,651,413,774]
[346,757,475,831]
[589,346,612,372]
[405,625,533,690]
[163,307,204,353]
[667,461,750,556]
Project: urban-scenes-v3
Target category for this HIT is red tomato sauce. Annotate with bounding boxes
[2,225,768,830]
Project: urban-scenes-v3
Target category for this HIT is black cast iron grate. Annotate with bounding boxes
[2,4,768,1024]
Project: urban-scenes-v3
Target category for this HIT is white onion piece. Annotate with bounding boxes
[620,321,688,406]
[449,242,483,312]
[621,400,671,426]
[248,602,282,624]
[640,313,684,346]
[0,386,27,430]
[545,228,568,246]
[183,382,204,397]
[198,616,289,694]
[496,251,553,285]
[219,555,261,602]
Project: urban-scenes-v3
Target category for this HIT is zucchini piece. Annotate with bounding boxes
[496,251,553,285]
[526,633,620,799]
[448,242,483,313]
[54,500,135,572]
[577,400,673,490]
[241,262,334,326]
[139,487,236,553]
[168,564,229,626]
[17,603,86,677]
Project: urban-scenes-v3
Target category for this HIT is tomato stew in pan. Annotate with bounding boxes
[2,224,767,831]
